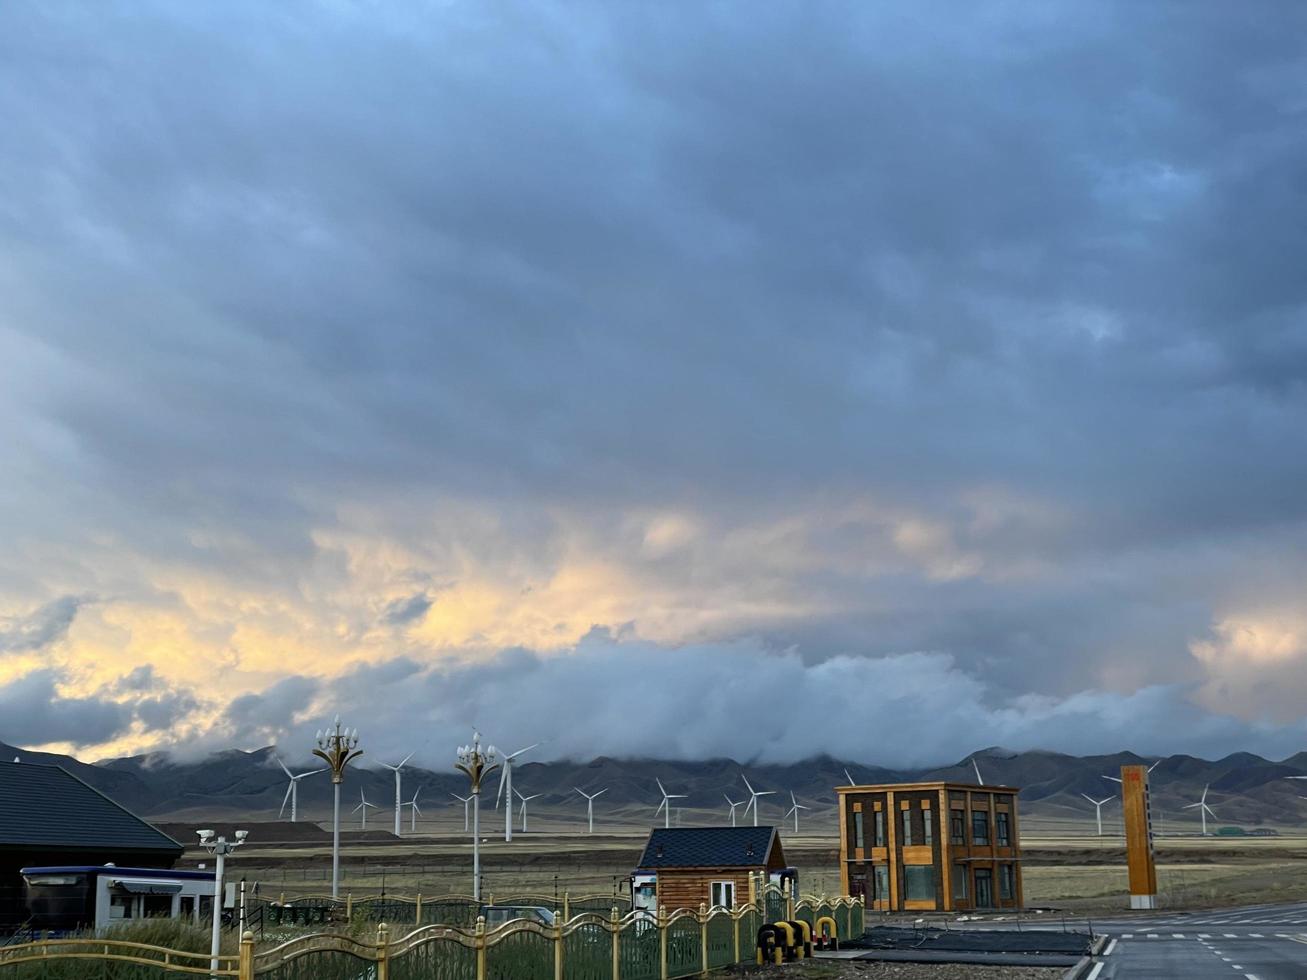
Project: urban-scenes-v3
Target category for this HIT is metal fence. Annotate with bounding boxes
[0,893,864,980]
[254,892,631,929]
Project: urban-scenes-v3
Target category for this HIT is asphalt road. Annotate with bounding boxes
[1074,902,1307,980]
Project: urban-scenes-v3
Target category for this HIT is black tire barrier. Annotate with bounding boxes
[814,915,839,951]
[787,919,812,958]
[755,924,783,965]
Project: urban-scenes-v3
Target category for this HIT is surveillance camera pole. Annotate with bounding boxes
[197,829,246,977]
[456,733,499,901]
[313,717,363,899]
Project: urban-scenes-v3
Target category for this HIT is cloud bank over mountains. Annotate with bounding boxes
[1,2,1306,763]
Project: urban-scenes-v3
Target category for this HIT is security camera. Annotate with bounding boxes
[197,829,214,842]
[235,830,248,841]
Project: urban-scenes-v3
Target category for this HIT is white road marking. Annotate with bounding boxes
[1147,932,1159,939]
[1225,933,1237,938]
[1121,933,1133,939]
[1173,932,1185,938]
[1246,974,1262,980]
[1085,964,1103,980]
[1199,933,1211,938]
[1103,939,1117,956]
[1248,933,1262,938]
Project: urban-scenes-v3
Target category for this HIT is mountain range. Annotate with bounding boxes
[4,741,1307,831]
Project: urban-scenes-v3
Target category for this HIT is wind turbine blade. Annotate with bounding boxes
[844,768,855,787]
[971,758,984,785]
[1147,760,1161,773]
[1081,794,1096,804]
[656,778,667,796]
[656,798,667,816]
[508,743,540,760]
[594,788,607,798]
[400,752,414,767]
[279,781,294,818]
[756,790,776,798]
[495,770,506,807]
[277,756,294,779]
[741,775,755,794]
[1103,775,1123,783]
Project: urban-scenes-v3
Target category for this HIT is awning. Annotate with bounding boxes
[112,879,184,895]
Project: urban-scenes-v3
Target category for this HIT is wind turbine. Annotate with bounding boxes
[1103,759,1161,785]
[515,788,541,833]
[843,768,856,787]
[276,756,325,822]
[451,792,472,833]
[1183,785,1216,836]
[724,794,743,826]
[784,792,809,833]
[655,779,687,829]
[741,774,775,826]
[380,752,414,836]
[495,743,540,842]
[352,788,379,831]
[575,787,607,834]
[404,789,423,833]
[1081,794,1115,837]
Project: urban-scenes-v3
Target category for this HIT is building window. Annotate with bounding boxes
[999,864,1015,900]
[711,881,736,909]
[923,809,934,846]
[950,810,965,845]
[997,794,1013,806]
[972,811,990,845]
[873,866,890,901]
[952,865,968,901]
[874,810,886,847]
[854,811,865,849]
[996,811,1011,847]
[903,866,935,902]
[901,809,913,846]
[109,894,135,920]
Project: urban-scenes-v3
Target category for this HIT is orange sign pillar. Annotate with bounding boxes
[1121,764,1158,909]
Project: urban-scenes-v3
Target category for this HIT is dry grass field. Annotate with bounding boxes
[208,822,1307,915]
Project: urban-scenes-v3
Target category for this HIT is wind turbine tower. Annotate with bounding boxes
[380,752,414,836]
[404,789,423,833]
[352,788,379,831]
[1082,794,1115,836]
[724,795,743,827]
[276,757,325,823]
[515,788,541,833]
[784,792,809,833]
[496,743,539,842]
[741,774,775,827]
[575,787,607,834]
[1183,785,1217,836]
[655,779,687,829]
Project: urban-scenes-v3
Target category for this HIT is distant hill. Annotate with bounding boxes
[4,740,1307,831]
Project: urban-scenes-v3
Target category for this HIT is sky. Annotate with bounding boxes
[2,1,1307,768]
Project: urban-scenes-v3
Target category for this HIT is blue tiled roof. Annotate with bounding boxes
[637,826,779,869]
[0,762,182,854]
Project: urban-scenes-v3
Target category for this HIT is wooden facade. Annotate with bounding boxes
[837,781,1023,913]
[633,826,788,912]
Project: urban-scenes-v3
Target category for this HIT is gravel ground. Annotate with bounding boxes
[722,959,1067,979]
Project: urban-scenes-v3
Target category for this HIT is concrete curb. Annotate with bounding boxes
[1061,933,1108,979]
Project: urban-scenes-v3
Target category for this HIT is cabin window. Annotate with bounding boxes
[972,811,990,845]
[872,866,890,901]
[143,894,173,918]
[1000,864,1015,900]
[903,866,935,902]
[109,894,135,920]
[873,810,886,847]
[996,812,1011,846]
[853,811,865,849]
[901,809,913,846]
[950,811,965,845]
[922,809,934,846]
[710,881,735,909]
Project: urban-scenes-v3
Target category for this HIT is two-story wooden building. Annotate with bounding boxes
[836,781,1022,913]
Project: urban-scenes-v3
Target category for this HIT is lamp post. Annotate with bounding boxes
[456,732,499,901]
[313,716,363,899]
[197,828,246,977]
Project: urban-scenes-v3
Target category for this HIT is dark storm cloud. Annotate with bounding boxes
[0,670,132,746]
[1,1,1306,756]
[0,597,87,653]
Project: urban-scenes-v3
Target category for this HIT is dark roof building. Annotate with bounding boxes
[0,761,183,930]
[633,826,789,913]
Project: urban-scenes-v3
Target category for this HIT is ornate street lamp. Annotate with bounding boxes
[313,716,363,898]
[197,828,247,975]
[456,733,499,900]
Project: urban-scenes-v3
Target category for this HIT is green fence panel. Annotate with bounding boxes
[664,916,700,980]
[356,898,418,924]
[764,893,784,924]
[567,897,628,915]
[0,961,205,980]
[485,928,552,980]
[421,901,479,927]
[617,920,659,980]
[705,914,734,969]
[256,949,373,980]
[390,937,477,980]
[834,906,850,943]
[562,920,611,980]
